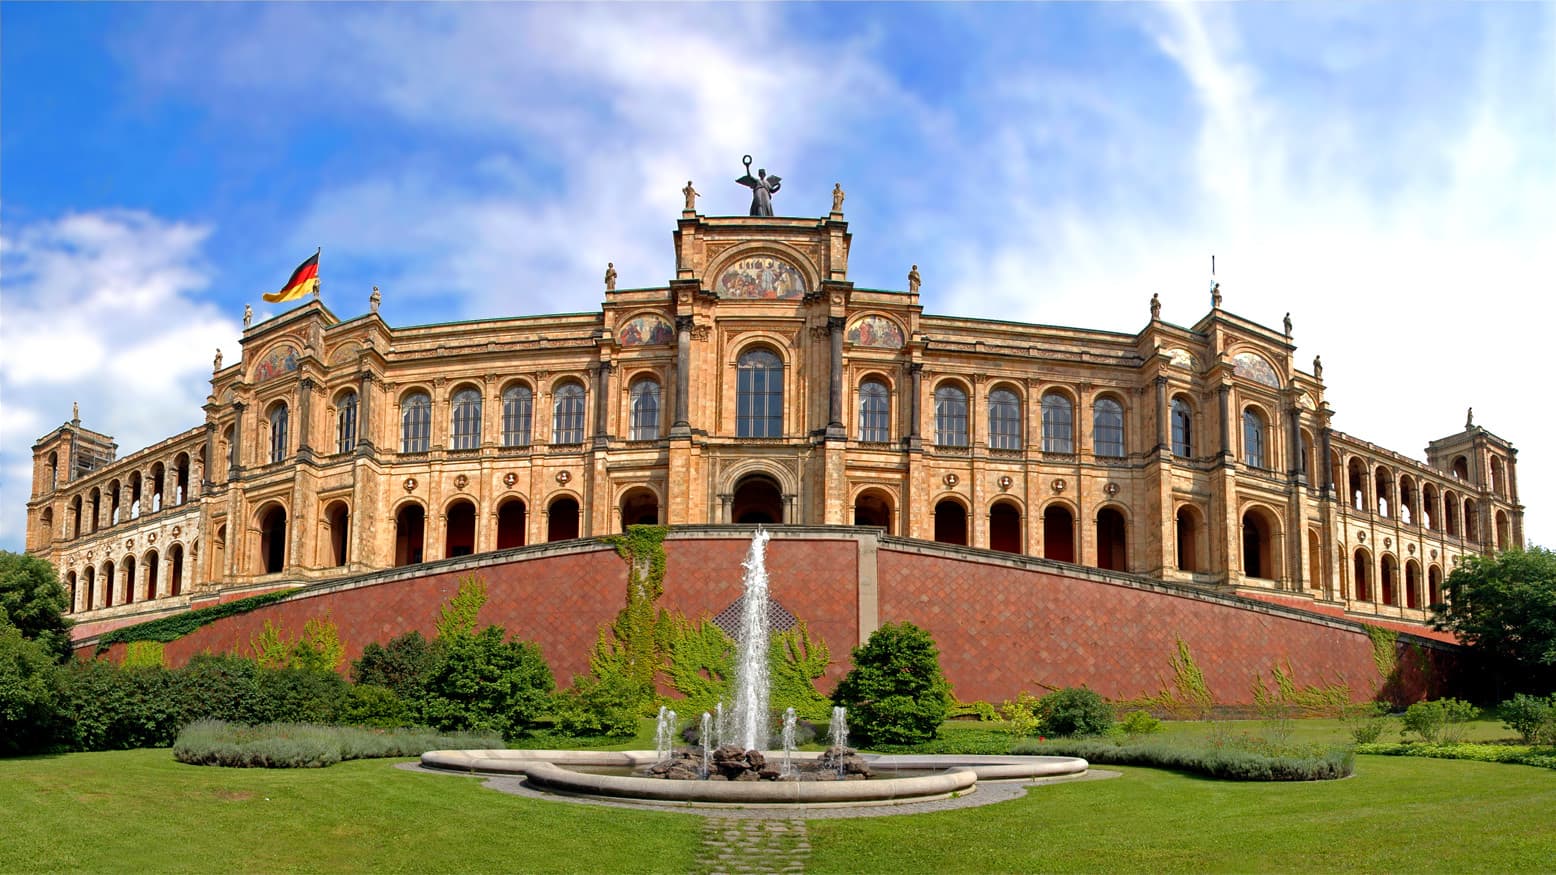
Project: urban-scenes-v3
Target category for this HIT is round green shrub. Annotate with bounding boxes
[832,622,951,746]
[0,623,70,754]
[1036,687,1114,737]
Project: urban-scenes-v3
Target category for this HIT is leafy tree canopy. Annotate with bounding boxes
[0,551,73,663]
[1433,547,1556,693]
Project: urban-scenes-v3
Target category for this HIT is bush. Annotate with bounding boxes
[1356,741,1556,771]
[552,673,647,738]
[343,684,413,729]
[1036,687,1114,737]
[948,700,999,722]
[1341,701,1392,744]
[999,692,1042,738]
[1119,710,1163,737]
[62,661,186,751]
[832,622,951,746]
[255,667,350,724]
[170,654,267,726]
[1402,698,1479,744]
[417,626,554,737]
[352,631,444,703]
[1015,737,1354,781]
[0,623,70,755]
[172,720,503,768]
[1499,694,1556,744]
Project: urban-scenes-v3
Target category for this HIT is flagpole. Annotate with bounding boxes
[312,246,322,300]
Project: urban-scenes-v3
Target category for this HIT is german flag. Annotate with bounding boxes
[262,250,320,303]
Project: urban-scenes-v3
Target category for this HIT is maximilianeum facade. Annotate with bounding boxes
[25,200,1525,630]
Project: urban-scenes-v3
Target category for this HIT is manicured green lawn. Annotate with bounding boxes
[808,756,1556,873]
[0,748,701,874]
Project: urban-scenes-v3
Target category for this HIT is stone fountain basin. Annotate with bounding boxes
[419,749,1089,807]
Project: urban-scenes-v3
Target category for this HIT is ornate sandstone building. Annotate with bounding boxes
[24,195,1524,635]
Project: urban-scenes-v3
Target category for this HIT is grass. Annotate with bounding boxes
[5,716,1554,873]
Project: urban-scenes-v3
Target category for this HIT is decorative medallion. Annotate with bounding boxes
[846,315,905,349]
[503,472,518,487]
[1104,482,1121,496]
[125,539,134,550]
[172,525,182,537]
[556,471,572,485]
[1430,549,1438,559]
[1384,537,1392,549]
[148,532,157,544]
[1357,531,1366,542]
[1408,543,1416,554]
[618,314,675,346]
[1052,478,1067,493]
[453,474,470,490]
[714,255,807,299]
[1232,352,1281,388]
[943,473,959,487]
[403,477,418,493]
[998,475,1014,491]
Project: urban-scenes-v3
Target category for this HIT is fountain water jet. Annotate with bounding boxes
[730,528,773,750]
[780,707,797,777]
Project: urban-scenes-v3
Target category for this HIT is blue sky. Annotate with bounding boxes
[2,2,1553,550]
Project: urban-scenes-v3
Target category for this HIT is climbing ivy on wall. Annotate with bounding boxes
[591,526,674,699]
[664,616,734,715]
[94,590,295,654]
[1364,624,1399,681]
[769,622,832,722]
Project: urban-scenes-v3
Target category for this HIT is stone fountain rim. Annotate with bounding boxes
[418,749,1090,807]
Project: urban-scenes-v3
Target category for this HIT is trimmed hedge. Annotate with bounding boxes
[1014,737,1354,781]
[95,590,295,653]
[1355,741,1556,771]
[173,720,503,768]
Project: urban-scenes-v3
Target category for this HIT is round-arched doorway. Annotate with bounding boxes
[731,474,783,525]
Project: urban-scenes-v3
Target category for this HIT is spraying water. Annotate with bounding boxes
[829,706,850,777]
[654,706,678,762]
[700,712,713,778]
[714,701,726,749]
[780,707,798,777]
[730,527,773,750]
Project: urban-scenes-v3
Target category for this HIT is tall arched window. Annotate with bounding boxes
[630,377,661,441]
[858,379,890,442]
[268,403,289,464]
[934,385,968,447]
[450,387,482,450]
[736,348,783,438]
[336,391,358,454]
[1243,407,1267,469]
[1041,392,1074,453]
[502,384,533,447]
[1093,397,1124,458]
[1171,397,1193,457]
[553,382,586,444]
[401,392,431,452]
[988,388,1021,450]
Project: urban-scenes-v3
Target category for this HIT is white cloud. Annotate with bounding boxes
[0,210,238,548]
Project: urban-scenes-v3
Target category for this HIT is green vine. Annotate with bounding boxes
[1363,624,1399,681]
[769,622,832,722]
[593,526,672,697]
[434,575,488,639]
[94,590,294,654]
[664,616,734,714]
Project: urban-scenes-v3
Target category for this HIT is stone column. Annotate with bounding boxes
[230,402,245,479]
[907,363,923,448]
[1288,403,1304,483]
[356,372,376,454]
[827,317,846,438]
[672,316,693,436]
[1154,376,1169,453]
[297,377,315,460]
[593,361,613,444]
[1319,427,1335,497]
[1217,385,1231,459]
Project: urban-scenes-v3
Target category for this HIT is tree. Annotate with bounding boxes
[417,626,554,737]
[0,624,70,754]
[1433,547,1556,694]
[0,552,73,663]
[832,622,952,745]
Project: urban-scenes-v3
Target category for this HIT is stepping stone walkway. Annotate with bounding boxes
[696,816,810,875]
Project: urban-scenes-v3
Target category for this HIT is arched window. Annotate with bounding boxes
[1093,397,1124,458]
[1171,397,1193,457]
[268,403,289,464]
[988,388,1021,450]
[336,391,358,454]
[736,349,783,438]
[450,387,482,450]
[630,377,661,441]
[502,384,533,447]
[553,382,586,444]
[934,385,968,447]
[1243,407,1267,469]
[401,392,431,453]
[1041,392,1074,453]
[858,380,890,442]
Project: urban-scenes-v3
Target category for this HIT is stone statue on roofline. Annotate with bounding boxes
[682,180,699,212]
[736,155,781,217]
[370,285,381,314]
[604,262,617,291]
[1150,293,1161,320]
[831,183,845,213]
[1466,407,1474,429]
[1284,312,1293,337]
[908,264,921,294]
[213,348,223,371]
[243,304,253,328]
[1313,355,1323,379]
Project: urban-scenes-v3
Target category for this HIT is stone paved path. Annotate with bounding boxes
[696,816,810,875]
